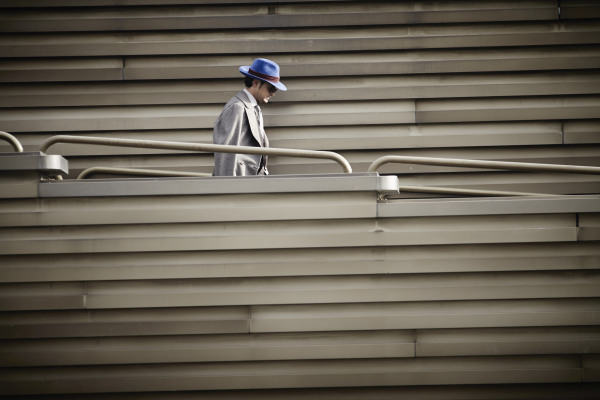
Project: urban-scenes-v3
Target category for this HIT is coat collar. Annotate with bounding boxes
[236,90,254,109]
[235,90,265,147]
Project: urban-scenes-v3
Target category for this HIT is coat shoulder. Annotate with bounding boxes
[225,91,251,109]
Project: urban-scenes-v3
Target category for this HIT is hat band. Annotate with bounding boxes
[248,68,280,83]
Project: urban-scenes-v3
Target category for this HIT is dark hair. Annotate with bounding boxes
[244,76,257,88]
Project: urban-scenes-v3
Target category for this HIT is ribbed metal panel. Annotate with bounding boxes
[0,1,561,32]
[1,1,600,398]
[0,356,588,395]
[1,174,599,397]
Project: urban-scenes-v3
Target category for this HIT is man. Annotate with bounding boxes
[212,58,287,176]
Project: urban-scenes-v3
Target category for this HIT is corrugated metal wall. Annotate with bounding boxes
[1,173,599,398]
[1,0,599,194]
[1,0,600,398]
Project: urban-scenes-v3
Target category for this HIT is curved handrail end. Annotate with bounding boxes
[0,131,24,153]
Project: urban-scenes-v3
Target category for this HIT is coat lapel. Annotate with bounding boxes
[236,91,264,147]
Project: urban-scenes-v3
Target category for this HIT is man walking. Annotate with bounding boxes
[212,58,287,176]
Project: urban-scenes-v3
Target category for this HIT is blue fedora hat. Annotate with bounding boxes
[239,58,287,91]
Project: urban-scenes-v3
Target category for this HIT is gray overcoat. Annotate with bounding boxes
[212,90,269,176]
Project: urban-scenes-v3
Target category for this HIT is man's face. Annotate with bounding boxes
[253,80,278,104]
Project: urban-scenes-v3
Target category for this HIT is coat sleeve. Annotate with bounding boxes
[212,101,261,176]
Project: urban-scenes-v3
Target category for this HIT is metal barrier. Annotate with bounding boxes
[368,155,600,197]
[78,167,212,179]
[368,155,600,175]
[75,166,549,196]
[37,136,599,197]
[396,185,556,197]
[0,131,24,153]
[39,135,353,173]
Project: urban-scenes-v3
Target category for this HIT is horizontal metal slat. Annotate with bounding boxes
[0,330,415,367]
[584,354,600,381]
[0,1,559,33]
[122,46,600,80]
[416,326,600,357]
[88,270,595,305]
[0,0,352,6]
[281,71,600,102]
[0,100,415,133]
[1,191,594,229]
[2,326,598,368]
[67,271,600,309]
[0,214,578,255]
[565,120,600,144]
[1,298,597,339]
[1,242,598,283]
[134,44,600,78]
[4,71,600,108]
[561,0,600,19]
[250,298,600,332]
[2,21,599,58]
[0,57,124,83]
[579,213,600,241]
[391,172,600,197]
[10,269,599,311]
[0,192,376,227]
[0,383,595,400]
[270,121,566,151]
[6,45,599,83]
[378,196,600,218]
[0,355,584,395]
[416,95,600,124]
[0,306,250,339]
[0,104,221,133]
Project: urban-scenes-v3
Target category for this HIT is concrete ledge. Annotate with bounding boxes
[0,152,68,175]
[38,173,399,198]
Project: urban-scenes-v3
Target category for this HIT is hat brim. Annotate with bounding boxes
[240,66,287,91]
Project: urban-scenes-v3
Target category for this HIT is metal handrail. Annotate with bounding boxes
[0,131,24,153]
[397,185,555,197]
[368,155,600,175]
[40,135,353,173]
[78,167,212,179]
